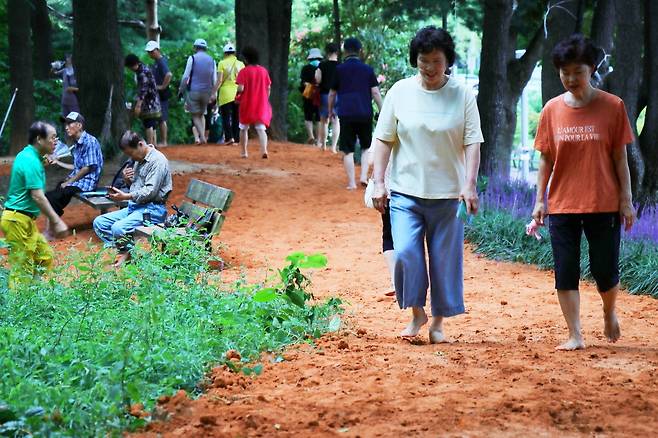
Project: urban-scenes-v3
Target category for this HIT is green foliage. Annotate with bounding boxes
[465,209,658,298]
[0,234,341,436]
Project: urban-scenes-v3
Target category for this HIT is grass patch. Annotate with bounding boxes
[0,232,341,435]
[466,208,658,298]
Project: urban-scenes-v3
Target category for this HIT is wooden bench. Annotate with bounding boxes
[134,179,234,247]
[74,191,128,214]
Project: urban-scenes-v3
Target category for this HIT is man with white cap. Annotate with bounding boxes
[145,40,172,146]
[45,111,103,231]
[299,48,323,146]
[217,43,245,145]
[178,38,218,144]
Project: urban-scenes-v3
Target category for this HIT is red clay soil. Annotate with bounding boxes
[14,142,658,437]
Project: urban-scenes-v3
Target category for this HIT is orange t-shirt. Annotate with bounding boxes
[534,91,633,214]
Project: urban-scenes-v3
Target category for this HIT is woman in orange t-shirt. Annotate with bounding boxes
[532,34,635,351]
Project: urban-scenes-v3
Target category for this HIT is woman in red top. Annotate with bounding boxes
[532,34,635,351]
[235,46,272,159]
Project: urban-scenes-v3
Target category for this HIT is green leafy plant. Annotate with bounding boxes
[0,234,341,436]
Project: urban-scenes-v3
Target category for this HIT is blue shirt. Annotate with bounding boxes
[69,131,103,192]
[331,56,378,121]
[152,56,172,100]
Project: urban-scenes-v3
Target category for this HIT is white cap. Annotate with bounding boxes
[144,40,160,52]
[223,43,235,53]
[193,38,208,49]
[307,48,322,60]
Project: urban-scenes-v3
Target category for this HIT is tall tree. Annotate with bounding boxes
[477,0,545,179]
[639,0,658,202]
[72,0,127,152]
[332,0,341,58]
[146,0,160,43]
[31,0,53,80]
[8,0,34,155]
[235,0,292,140]
[540,0,585,105]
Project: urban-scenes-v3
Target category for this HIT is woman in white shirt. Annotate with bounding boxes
[372,26,483,343]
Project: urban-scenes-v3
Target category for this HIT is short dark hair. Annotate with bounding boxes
[551,33,600,74]
[242,46,259,65]
[409,26,455,68]
[28,121,51,145]
[343,37,362,53]
[124,54,140,68]
[119,130,143,149]
[325,42,339,55]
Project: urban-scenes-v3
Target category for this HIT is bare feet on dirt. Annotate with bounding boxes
[604,311,621,343]
[112,252,131,268]
[400,307,428,337]
[555,336,586,351]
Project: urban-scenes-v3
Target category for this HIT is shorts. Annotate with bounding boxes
[548,212,621,292]
[382,203,394,252]
[339,118,372,154]
[319,93,337,119]
[142,117,159,130]
[186,90,212,115]
[160,99,169,122]
[239,123,266,131]
[303,98,320,122]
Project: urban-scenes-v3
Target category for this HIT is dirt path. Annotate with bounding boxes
[33,142,658,437]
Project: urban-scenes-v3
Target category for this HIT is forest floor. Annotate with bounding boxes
[9,141,658,437]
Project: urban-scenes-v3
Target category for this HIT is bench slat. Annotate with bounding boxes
[185,179,234,212]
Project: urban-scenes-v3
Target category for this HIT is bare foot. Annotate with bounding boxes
[240,153,248,159]
[346,185,357,190]
[400,308,428,337]
[112,252,131,268]
[429,329,449,344]
[604,311,621,343]
[555,337,585,351]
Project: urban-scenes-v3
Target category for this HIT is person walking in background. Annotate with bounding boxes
[93,131,172,267]
[125,54,161,146]
[329,37,382,190]
[300,48,322,146]
[45,112,103,237]
[235,46,272,159]
[217,43,245,145]
[532,34,635,351]
[145,40,173,147]
[371,26,483,343]
[178,39,218,145]
[1,122,68,289]
[53,54,80,120]
[316,43,341,153]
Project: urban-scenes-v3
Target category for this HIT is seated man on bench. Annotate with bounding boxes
[93,130,172,266]
[45,111,103,237]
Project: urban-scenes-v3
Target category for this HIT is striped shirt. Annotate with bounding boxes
[70,131,103,192]
[130,146,172,204]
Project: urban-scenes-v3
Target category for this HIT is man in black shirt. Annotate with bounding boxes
[316,43,341,153]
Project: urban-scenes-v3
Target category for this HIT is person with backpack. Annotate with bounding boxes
[217,43,245,145]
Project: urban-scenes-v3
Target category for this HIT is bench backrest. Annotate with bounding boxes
[179,179,234,236]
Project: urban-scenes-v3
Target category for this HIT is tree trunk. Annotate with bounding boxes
[333,0,341,59]
[8,0,34,155]
[72,0,127,155]
[590,0,616,87]
[541,0,583,105]
[639,0,658,202]
[236,0,292,141]
[146,0,160,43]
[31,0,53,80]
[606,0,644,197]
[478,0,514,179]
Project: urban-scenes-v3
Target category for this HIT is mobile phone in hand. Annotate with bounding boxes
[456,200,473,224]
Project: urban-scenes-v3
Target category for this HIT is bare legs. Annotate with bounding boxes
[240,127,268,158]
[145,127,156,146]
[342,152,357,189]
[191,113,206,144]
[555,284,621,351]
[159,121,168,146]
[383,249,395,295]
[319,116,340,153]
[304,120,318,144]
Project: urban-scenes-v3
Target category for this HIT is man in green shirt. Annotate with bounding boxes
[1,121,68,289]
